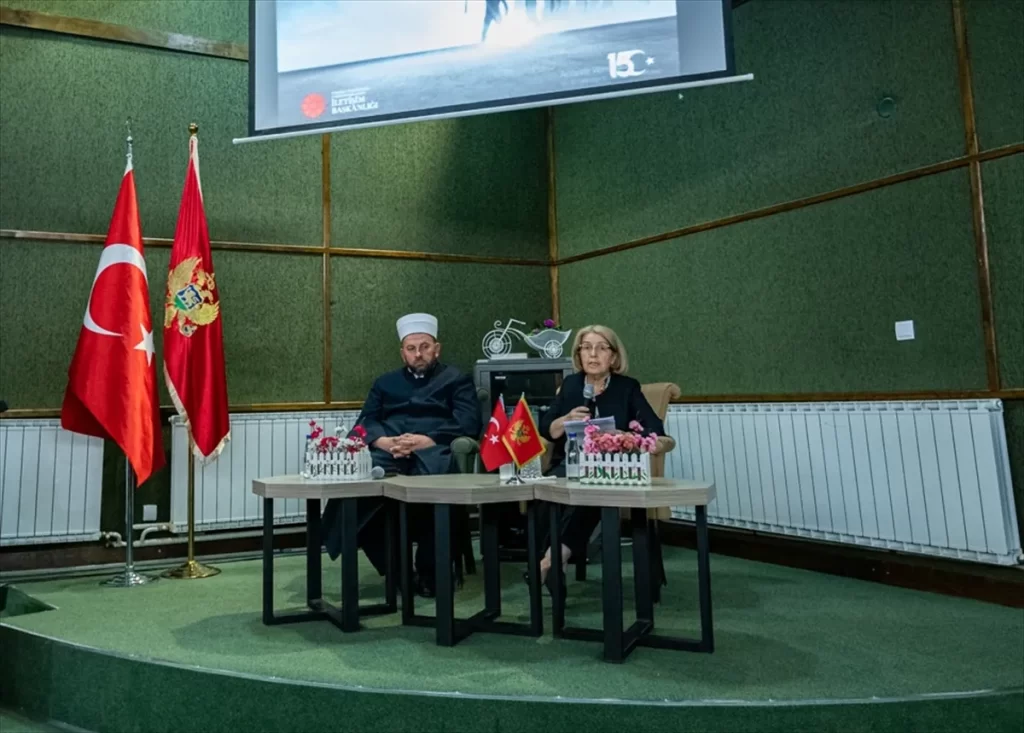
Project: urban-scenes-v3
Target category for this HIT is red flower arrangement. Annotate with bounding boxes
[307,420,367,454]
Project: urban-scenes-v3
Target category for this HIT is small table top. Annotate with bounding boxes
[382,473,535,505]
[532,477,715,509]
[252,475,383,500]
[251,473,715,508]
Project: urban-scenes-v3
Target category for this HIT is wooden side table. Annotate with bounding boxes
[383,474,543,647]
[252,476,395,632]
[533,478,716,663]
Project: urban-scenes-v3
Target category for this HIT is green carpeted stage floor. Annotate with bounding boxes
[2,545,1022,731]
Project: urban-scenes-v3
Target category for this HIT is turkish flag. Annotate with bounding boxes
[61,159,165,485]
[501,396,545,468]
[480,395,512,471]
[163,133,230,461]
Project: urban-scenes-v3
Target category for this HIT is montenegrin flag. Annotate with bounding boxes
[60,151,164,484]
[501,395,545,468]
[480,395,512,471]
[163,130,230,461]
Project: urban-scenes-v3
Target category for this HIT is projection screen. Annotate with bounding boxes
[239,0,750,143]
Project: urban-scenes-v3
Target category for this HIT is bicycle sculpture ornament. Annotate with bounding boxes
[482,318,573,359]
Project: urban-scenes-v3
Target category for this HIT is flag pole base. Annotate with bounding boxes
[162,560,221,580]
[101,569,157,587]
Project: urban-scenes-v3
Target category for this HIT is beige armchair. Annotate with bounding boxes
[640,382,681,521]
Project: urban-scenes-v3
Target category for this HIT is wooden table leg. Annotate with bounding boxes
[600,506,624,663]
[435,503,455,646]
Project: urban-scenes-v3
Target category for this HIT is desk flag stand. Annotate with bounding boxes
[163,435,220,579]
[102,459,157,587]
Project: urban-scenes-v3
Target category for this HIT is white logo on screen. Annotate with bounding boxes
[607,50,648,79]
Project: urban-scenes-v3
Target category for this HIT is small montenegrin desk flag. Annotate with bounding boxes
[163,126,230,460]
[501,395,545,468]
[61,149,165,485]
[480,395,512,471]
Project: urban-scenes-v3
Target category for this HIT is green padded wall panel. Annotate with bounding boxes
[553,0,964,258]
[0,241,110,408]
[0,0,248,46]
[967,0,1024,150]
[0,29,322,246]
[982,156,1024,389]
[0,241,322,407]
[330,257,549,401]
[211,250,323,404]
[330,111,548,259]
[559,170,986,394]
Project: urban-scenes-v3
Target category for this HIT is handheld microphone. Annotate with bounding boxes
[370,466,386,480]
[582,383,595,415]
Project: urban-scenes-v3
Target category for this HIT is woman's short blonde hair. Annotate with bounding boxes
[571,324,629,375]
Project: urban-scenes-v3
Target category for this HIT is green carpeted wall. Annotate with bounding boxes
[555,0,1022,394]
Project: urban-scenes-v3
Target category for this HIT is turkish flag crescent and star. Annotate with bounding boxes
[60,157,165,485]
[501,396,545,468]
[480,395,512,471]
[163,134,230,461]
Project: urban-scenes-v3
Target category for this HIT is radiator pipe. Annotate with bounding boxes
[101,525,307,549]
[139,524,175,542]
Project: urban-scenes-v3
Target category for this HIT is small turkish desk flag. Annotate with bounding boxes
[61,155,165,485]
[480,395,512,471]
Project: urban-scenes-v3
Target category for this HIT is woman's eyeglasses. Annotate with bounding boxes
[577,343,613,354]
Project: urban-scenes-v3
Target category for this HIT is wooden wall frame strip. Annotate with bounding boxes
[546,108,561,324]
[0,230,549,266]
[664,388,1024,404]
[952,0,1001,392]
[556,143,1024,266]
[4,389,1021,420]
[0,7,248,61]
[321,134,333,403]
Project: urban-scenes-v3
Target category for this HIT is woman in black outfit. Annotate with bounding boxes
[536,324,664,587]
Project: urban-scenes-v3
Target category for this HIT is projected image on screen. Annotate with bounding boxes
[251,0,732,136]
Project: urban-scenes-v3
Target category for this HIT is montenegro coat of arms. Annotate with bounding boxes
[164,256,220,337]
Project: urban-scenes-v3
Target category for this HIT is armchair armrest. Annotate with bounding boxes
[451,436,480,456]
[450,435,481,474]
[653,436,675,455]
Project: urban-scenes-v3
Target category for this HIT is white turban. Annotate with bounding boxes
[396,313,438,341]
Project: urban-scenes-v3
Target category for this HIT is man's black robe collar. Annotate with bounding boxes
[405,360,442,382]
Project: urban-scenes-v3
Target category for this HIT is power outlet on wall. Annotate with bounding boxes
[142,504,157,522]
[895,320,915,341]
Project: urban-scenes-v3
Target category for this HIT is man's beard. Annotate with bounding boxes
[410,357,436,375]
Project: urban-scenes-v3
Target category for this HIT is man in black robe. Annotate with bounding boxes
[322,313,481,597]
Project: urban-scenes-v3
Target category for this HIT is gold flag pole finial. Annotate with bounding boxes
[188,122,198,136]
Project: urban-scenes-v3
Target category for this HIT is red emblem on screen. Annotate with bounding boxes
[300,93,326,119]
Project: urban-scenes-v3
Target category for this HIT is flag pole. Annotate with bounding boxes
[163,430,220,579]
[101,458,157,586]
[100,120,156,588]
[162,122,221,580]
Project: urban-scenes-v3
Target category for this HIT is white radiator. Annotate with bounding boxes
[665,400,1022,566]
[0,419,105,546]
[169,410,361,532]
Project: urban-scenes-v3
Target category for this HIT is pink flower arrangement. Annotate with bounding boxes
[582,420,658,455]
[307,420,367,454]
